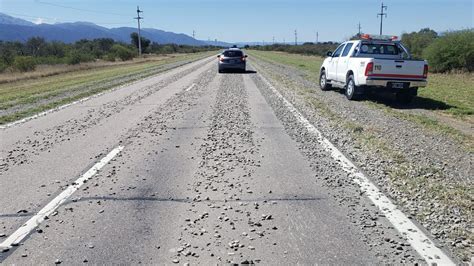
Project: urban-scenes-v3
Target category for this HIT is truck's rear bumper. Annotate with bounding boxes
[365,79,427,88]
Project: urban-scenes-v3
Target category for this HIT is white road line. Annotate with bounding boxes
[257,73,455,265]
[185,83,197,92]
[0,146,124,250]
[0,57,211,130]
[0,91,110,130]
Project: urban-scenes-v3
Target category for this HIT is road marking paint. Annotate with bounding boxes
[0,56,213,130]
[185,83,197,92]
[0,146,124,250]
[257,73,455,265]
[0,91,112,130]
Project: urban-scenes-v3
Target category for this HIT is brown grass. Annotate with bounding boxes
[0,54,184,84]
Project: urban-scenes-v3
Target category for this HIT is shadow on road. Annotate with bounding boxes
[219,70,257,74]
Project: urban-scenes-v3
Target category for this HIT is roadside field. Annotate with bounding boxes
[248,50,473,261]
[0,52,215,125]
[0,54,181,84]
[248,50,473,141]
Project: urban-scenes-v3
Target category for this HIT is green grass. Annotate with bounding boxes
[0,52,213,125]
[249,50,474,118]
[418,73,474,116]
[249,50,324,76]
[249,50,473,147]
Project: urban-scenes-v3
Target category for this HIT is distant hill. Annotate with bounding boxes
[0,13,35,26]
[0,13,233,46]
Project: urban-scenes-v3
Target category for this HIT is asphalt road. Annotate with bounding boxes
[0,56,452,264]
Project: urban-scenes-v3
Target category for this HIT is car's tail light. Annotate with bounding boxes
[241,56,246,61]
[365,62,374,76]
[423,64,429,78]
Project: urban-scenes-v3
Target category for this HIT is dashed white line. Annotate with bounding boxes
[0,146,124,250]
[185,83,197,92]
[257,72,455,265]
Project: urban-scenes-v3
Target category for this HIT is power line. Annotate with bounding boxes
[377,2,388,35]
[134,6,144,56]
[35,0,129,17]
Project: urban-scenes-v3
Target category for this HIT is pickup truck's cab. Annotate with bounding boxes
[320,34,428,103]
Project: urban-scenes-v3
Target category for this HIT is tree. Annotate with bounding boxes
[110,44,135,61]
[45,41,66,58]
[424,30,474,72]
[95,38,115,52]
[26,37,47,57]
[401,28,438,59]
[130,32,151,52]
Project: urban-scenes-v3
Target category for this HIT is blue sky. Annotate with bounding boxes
[0,0,472,42]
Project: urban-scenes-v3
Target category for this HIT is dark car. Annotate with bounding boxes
[217,48,248,73]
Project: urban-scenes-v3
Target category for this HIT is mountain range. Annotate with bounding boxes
[0,13,232,46]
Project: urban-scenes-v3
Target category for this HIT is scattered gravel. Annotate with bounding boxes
[166,73,273,264]
[249,57,473,262]
[0,57,214,172]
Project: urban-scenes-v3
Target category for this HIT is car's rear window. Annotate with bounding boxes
[359,43,400,55]
[223,50,243,57]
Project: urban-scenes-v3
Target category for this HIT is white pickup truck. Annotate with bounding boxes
[319,34,428,103]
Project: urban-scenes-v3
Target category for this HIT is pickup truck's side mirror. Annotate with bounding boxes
[245,55,248,58]
[326,51,333,57]
[217,55,221,58]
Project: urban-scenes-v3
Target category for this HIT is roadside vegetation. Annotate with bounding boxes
[0,52,214,125]
[248,50,473,146]
[0,34,219,74]
[0,32,219,125]
[249,42,338,57]
[249,29,474,74]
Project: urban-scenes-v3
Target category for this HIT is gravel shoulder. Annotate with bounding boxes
[249,55,473,262]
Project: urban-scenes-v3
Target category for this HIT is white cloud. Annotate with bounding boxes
[34,17,45,25]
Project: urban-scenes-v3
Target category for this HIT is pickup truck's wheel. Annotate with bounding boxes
[345,75,360,100]
[319,70,331,91]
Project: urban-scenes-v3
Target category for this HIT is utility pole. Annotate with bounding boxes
[377,2,387,35]
[272,36,275,45]
[294,30,297,46]
[316,31,319,44]
[192,30,195,39]
[134,6,143,56]
[358,22,362,36]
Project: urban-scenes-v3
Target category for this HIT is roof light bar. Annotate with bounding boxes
[360,34,399,41]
